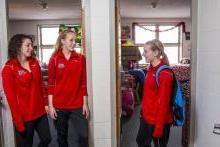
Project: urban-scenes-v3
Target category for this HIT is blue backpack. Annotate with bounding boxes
[155,65,186,127]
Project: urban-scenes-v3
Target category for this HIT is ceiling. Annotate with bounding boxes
[8,0,81,20]
[120,0,191,18]
[8,0,191,20]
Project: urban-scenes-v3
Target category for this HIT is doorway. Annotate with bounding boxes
[5,0,85,146]
[115,0,192,147]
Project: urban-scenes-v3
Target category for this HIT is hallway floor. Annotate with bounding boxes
[121,105,182,147]
[32,106,182,147]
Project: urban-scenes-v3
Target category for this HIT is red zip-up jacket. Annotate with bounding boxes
[142,60,174,137]
[48,49,88,109]
[2,57,47,132]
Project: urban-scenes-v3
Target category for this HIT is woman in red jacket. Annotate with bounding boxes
[136,39,174,147]
[47,29,89,147]
[2,34,51,147]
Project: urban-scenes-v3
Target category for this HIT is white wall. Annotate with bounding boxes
[121,18,192,59]
[83,0,117,146]
[0,0,16,147]
[194,0,220,146]
[9,18,192,59]
[8,19,81,46]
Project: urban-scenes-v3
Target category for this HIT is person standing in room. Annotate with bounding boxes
[47,29,89,147]
[2,34,51,147]
[136,39,174,147]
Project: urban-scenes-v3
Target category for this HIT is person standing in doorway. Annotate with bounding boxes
[2,34,51,147]
[48,29,89,147]
[136,39,174,147]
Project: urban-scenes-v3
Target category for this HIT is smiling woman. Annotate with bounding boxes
[5,0,86,147]
[2,34,52,147]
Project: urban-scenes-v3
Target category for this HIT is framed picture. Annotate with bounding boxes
[121,25,131,40]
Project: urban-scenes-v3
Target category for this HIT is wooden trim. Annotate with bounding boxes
[115,0,122,146]
[81,2,86,55]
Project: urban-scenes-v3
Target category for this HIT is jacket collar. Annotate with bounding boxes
[11,57,35,66]
[57,49,78,59]
[149,59,166,72]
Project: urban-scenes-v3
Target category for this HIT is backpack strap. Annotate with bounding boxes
[155,65,172,86]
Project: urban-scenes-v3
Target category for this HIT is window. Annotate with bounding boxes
[134,23,182,65]
[38,25,81,64]
[39,26,59,64]
[138,47,145,64]
[135,26,156,44]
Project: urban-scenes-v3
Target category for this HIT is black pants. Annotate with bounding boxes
[54,108,89,147]
[16,114,51,147]
[136,117,171,147]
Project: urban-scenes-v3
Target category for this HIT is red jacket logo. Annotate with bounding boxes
[58,63,65,69]
[17,70,26,76]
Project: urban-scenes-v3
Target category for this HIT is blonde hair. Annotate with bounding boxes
[145,39,170,65]
[54,30,76,54]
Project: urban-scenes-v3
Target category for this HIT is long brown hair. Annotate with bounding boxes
[145,39,169,65]
[8,34,33,59]
[54,30,76,54]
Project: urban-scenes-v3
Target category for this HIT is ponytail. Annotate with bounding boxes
[145,39,170,65]
[160,50,170,65]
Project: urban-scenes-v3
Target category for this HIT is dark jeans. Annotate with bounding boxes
[136,117,171,147]
[16,114,51,147]
[54,108,89,147]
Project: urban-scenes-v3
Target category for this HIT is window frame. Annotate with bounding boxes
[132,22,183,64]
[38,25,60,63]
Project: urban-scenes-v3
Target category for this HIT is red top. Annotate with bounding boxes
[142,60,174,137]
[2,57,47,132]
[47,50,88,109]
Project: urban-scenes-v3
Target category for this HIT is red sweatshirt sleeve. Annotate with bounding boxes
[153,70,173,138]
[47,57,56,95]
[2,65,25,132]
[80,55,88,96]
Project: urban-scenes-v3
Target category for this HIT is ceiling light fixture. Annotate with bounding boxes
[38,0,48,10]
[151,0,159,9]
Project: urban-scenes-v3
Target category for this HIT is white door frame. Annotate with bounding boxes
[0,0,16,147]
[189,0,198,147]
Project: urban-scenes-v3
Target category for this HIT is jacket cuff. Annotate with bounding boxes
[81,86,88,96]
[48,86,54,95]
[153,125,164,138]
[14,120,25,132]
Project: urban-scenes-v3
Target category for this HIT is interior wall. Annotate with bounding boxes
[121,17,192,59]
[193,0,220,146]
[8,18,191,60]
[8,19,81,46]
